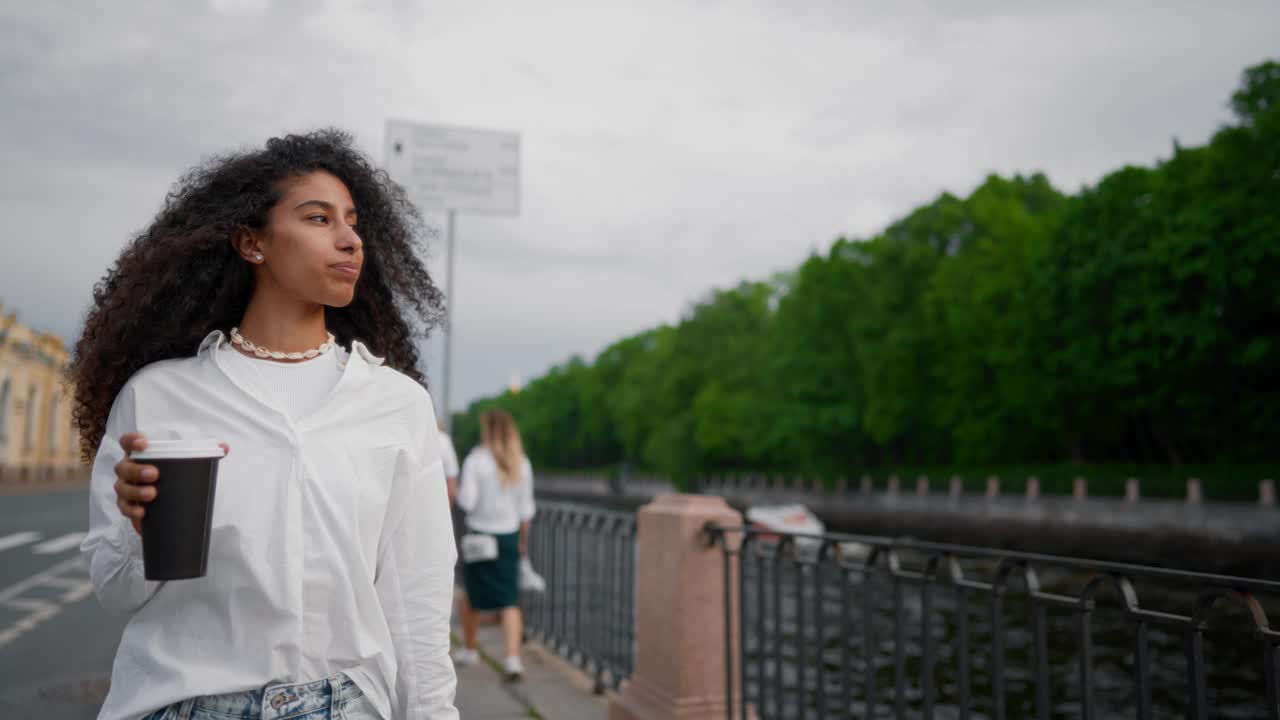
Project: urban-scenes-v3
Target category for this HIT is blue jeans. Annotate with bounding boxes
[145,672,379,719]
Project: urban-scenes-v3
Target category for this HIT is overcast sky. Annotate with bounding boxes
[2,1,1277,413]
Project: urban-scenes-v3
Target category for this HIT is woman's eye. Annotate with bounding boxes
[309,215,328,224]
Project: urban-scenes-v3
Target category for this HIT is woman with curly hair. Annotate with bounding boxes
[72,130,459,720]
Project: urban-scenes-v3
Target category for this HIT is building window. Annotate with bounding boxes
[0,378,10,444]
[24,385,37,450]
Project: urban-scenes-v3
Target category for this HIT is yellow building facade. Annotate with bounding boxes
[0,301,83,485]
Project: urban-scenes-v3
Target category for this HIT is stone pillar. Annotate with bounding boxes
[1125,478,1140,503]
[1186,478,1202,505]
[949,475,963,498]
[1260,479,1275,507]
[860,475,873,494]
[916,475,929,496]
[609,494,745,720]
[887,475,900,495]
[1072,477,1087,500]
[985,475,1000,498]
[1025,476,1040,501]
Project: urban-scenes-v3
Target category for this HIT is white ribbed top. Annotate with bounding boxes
[219,345,343,421]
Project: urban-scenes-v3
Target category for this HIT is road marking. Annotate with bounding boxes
[0,531,41,552]
[39,575,88,590]
[0,556,94,651]
[32,532,85,555]
[0,556,87,604]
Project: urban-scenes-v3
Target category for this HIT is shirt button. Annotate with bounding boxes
[270,693,288,709]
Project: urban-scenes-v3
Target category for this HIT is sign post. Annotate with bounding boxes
[383,120,520,429]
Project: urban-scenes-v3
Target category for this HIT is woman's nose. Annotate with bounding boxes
[338,225,362,252]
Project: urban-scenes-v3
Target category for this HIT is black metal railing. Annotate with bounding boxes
[705,524,1280,720]
[522,500,637,691]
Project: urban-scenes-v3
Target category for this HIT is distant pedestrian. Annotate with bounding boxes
[440,420,466,576]
[439,420,460,503]
[71,130,459,719]
[453,409,536,679]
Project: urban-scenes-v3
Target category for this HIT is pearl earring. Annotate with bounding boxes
[255,253,264,262]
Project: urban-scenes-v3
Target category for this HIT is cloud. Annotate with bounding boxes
[2,0,1278,412]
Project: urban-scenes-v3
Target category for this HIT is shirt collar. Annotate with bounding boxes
[351,341,385,367]
[197,330,226,356]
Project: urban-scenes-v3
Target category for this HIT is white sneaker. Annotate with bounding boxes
[503,655,524,679]
[452,648,480,666]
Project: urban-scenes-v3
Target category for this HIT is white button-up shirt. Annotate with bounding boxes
[81,332,459,720]
[456,448,535,535]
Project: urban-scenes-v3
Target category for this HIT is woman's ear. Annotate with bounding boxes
[232,226,265,265]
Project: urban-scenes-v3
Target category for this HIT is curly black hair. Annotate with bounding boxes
[69,129,444,462]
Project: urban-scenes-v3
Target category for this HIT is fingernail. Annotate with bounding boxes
[142,468,158,480]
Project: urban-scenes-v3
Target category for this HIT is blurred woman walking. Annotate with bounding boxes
[453,409,535,679]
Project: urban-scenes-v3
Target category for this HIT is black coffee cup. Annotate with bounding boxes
[131,439,225,580]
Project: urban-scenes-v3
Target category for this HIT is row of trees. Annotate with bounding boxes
[452,61,1280,485]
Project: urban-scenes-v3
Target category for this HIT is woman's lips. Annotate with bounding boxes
[330,262,361,278]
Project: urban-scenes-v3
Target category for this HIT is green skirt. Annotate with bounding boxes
[462,530,521,610]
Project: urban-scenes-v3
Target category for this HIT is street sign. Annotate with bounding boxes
[383,120,520,216]
[381,119,522,427]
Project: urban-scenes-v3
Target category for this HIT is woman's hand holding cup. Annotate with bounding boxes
[113,433,229,536]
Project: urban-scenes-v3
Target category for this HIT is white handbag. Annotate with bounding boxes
[520,557,547,592]
[460,533,499,564]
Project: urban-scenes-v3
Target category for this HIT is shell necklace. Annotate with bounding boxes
[229,327,336,361]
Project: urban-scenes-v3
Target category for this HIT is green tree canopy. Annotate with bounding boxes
[452,59,1280,483]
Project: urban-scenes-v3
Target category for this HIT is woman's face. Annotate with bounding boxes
[255,171,363,308]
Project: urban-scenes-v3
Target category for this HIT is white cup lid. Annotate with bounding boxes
[130,439,226,461]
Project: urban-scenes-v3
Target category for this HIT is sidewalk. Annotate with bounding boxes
[452,599,607,719]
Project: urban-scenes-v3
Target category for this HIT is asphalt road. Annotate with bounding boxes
[0,489,126,719]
